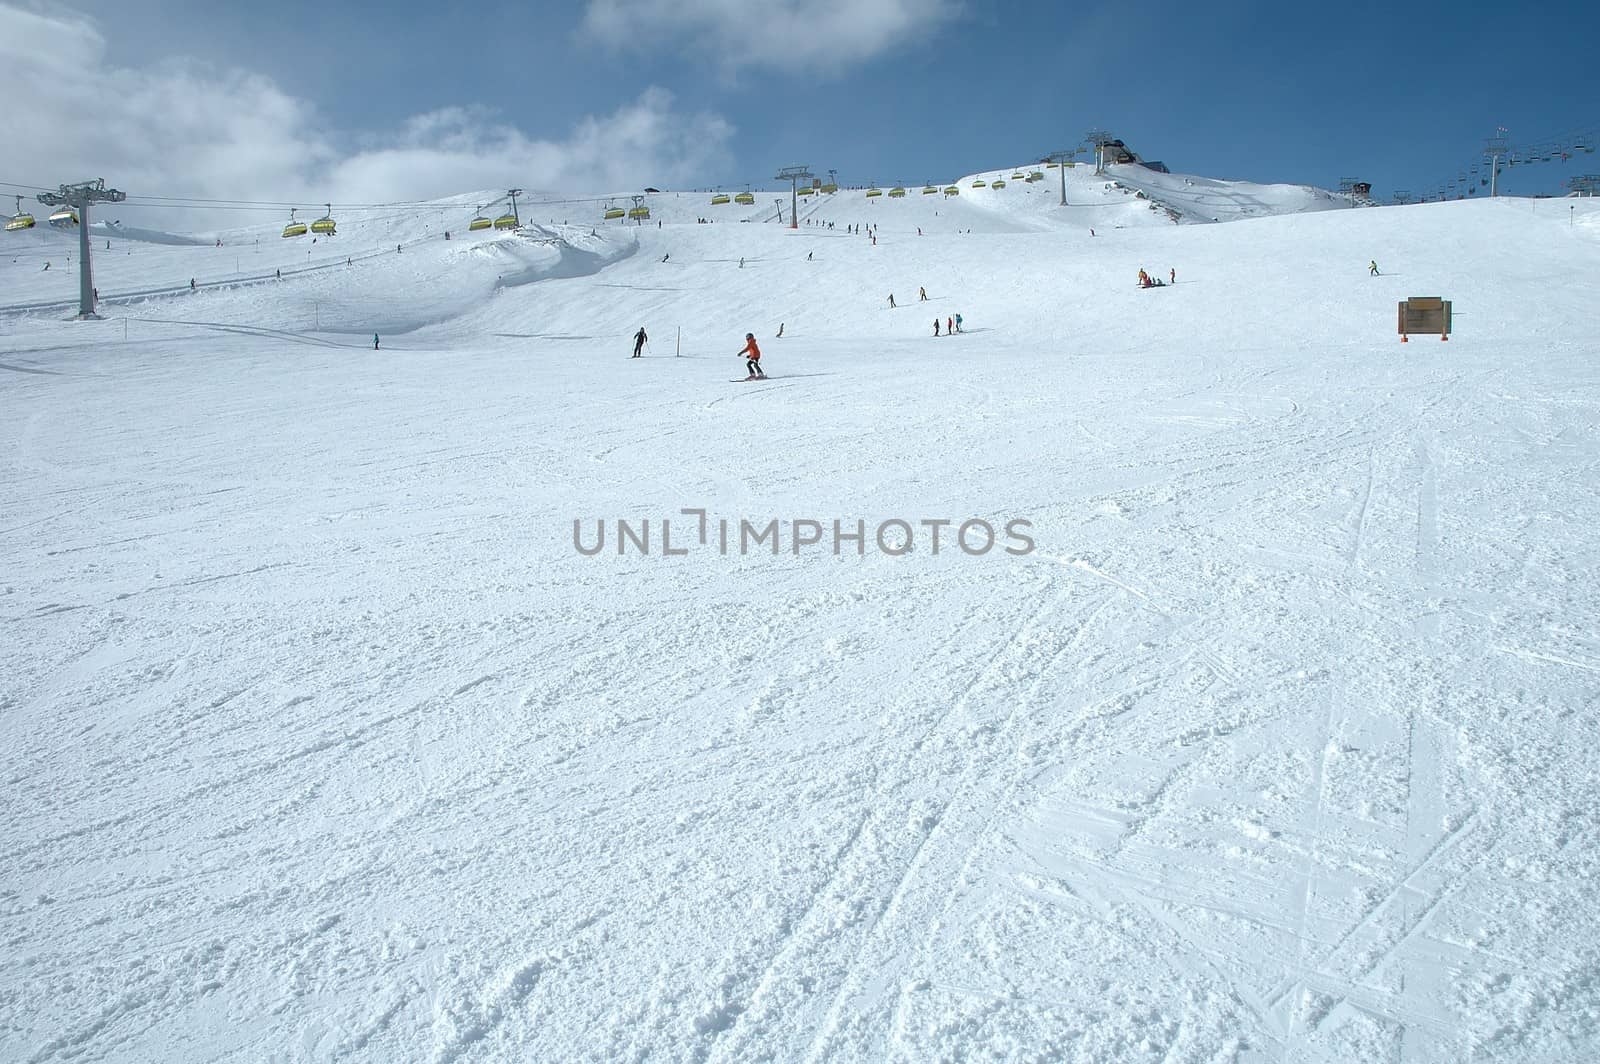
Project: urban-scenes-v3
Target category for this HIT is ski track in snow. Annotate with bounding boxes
[2,183,1600,1062]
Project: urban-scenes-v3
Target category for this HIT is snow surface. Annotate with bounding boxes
[3,174,1600,1063]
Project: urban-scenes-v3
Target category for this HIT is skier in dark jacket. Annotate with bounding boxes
[632,327,647,358]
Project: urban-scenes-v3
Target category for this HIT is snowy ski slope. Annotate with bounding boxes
[3,171,1599,1063]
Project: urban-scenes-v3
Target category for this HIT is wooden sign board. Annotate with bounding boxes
[1399,297,1452,340]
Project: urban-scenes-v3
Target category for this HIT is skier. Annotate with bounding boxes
[946,316,953,334]
[276,268,281,279]
[662,253,670,263]
[807,251,813,261]
[888,293,896,309]
[1369,260,1380,276]
[189,278,196,290]
[777,323,784,337]
[42,261,49,271]
[934,319,941,336]
[632,327,648,358]
[738,333,765,379]
[954,313,963,333]
[919,286,927,301]
[739,257,745,269]
[1169,268,1175,284]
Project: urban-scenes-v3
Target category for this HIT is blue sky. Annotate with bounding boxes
[5,0,1597,215]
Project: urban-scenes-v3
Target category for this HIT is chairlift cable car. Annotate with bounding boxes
[5,195,35,232]
[311,203,336,236]
[49,205,79,229]
[470,205,493,230]
[282,208,307,238]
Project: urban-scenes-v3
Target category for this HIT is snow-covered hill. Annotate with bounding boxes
[3,173,1599,1063]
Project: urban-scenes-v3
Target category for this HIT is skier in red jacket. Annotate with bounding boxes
[738,333,764,378]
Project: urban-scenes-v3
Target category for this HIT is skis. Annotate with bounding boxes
[730,376,771,382]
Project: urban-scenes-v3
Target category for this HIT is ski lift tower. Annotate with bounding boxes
[775,166,812,229]
[37,177,125,319]
[1041,149,1082,206]
[1085,129,1116,175]
[507,188,523,226]
[1483,133,1510,197]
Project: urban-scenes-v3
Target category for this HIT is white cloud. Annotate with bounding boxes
[582,0,963,77]
[0,4,734,229]
[323,91,733,205]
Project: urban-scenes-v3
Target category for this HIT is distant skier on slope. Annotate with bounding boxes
[1369,260,1380,276]
[632,327,647,358]
[934,319,941,336]
[738,333,765,379]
